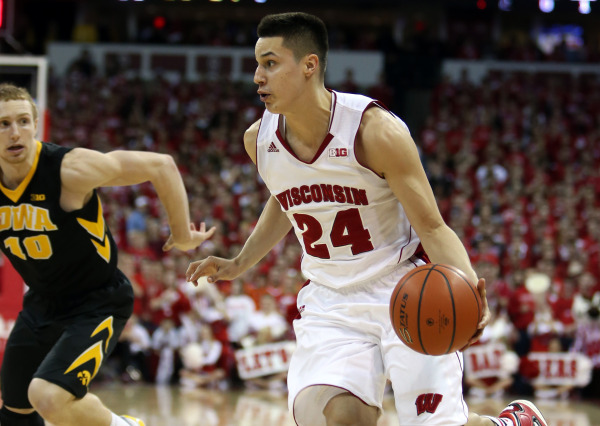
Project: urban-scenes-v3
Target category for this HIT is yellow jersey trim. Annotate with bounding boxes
[0,141,43,203]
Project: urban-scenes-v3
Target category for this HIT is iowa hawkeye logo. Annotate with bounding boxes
[64,316,114,387]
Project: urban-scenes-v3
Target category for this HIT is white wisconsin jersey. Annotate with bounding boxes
[256,91,421,288]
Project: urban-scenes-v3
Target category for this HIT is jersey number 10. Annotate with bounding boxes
[4,235,53,260]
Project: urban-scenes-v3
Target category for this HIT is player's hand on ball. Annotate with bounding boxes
[186,256,243,285]
[461,278,490,351]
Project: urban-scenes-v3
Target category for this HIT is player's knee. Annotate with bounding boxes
[27,378,71,420]
[323,394,379,426]
[0,405,44,425]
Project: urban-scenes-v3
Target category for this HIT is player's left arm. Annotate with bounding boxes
[60,148,215,252]
[358,107,490,344]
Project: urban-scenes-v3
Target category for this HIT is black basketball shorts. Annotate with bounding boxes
[0,270,133,408]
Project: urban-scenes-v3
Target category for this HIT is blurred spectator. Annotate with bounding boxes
[149,267,191,328]
[571,304,600,399]
[126,195,150,234]
[527,303,565,353]
[179,325,227,391]
[118,252,146,317]
[507,271,536,356]
[368,72,395,109]
[531,337,577,400]
[152,318,182,385]
[463,310,518,400]
[243,294,289,348]
[337,68,360,94]
[113,314,153,383]
[572,272,600,324]
[66,48,97,78]
[224,279,257,348]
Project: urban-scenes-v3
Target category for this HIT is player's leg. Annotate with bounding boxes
[382,324,548,425]
[287,281,389,426]
[322,392,379,426]
[27,274,143,426]
[0,312,52,425]
[383,342,469,425]
[27,379,144,426]
[28,379,111,425]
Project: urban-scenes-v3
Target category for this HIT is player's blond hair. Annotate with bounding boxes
[0,83,38,121]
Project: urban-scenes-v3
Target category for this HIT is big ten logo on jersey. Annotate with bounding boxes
[30,193,46,202]
[328,147,348,158]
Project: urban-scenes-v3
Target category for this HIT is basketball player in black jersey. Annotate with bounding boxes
[0,83,215,426]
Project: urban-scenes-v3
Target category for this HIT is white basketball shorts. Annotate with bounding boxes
[287,260,470,426]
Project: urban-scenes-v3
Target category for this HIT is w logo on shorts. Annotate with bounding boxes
[415,393,443,415]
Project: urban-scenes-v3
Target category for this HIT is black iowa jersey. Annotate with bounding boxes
[0,141,118,300]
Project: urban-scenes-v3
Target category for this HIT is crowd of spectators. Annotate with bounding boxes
[42,55,600,400]
[423,68,600,399]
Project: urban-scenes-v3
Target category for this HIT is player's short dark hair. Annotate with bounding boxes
[0,83,38,121]
[257,12,329,79]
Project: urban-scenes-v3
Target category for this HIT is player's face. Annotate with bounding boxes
[0,100,38,165]
[254,36,306,114]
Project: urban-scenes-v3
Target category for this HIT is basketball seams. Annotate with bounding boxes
[417,268,434,355]
[430,265,456,355]
[436,264,482,328]
[390,267,428,335]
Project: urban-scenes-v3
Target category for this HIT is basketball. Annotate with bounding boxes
[390,263,482,356]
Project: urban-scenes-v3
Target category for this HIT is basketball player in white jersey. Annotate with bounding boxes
[187,12,547,426]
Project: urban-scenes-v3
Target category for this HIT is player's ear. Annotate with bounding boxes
[304,54,319,78]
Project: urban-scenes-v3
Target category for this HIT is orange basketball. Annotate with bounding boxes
[389,263,482,356]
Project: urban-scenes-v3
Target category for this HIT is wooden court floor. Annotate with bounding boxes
[92,382,600,426]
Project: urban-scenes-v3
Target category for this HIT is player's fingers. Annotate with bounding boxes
[461,326,484,351]
[162,236,174,252]
[476,277,487,295]
[186,258,219,282]
[186,260,204,282]
[204,226,217,238]
[475,278,490,328]
[478,307,491,329]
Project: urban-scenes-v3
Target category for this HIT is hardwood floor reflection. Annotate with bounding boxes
[92,383,600,426]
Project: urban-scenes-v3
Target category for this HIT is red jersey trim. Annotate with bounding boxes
[275,91,337,164]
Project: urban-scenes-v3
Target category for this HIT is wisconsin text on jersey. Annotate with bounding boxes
[275,185,368,211]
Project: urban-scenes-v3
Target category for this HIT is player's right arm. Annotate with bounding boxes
[60,148,215,252]
[186,120,293,284]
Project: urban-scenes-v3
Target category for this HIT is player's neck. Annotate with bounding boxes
[0,158,35,190]
[282,89,332,149]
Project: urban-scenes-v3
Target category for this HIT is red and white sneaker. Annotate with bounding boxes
[498,400,548,426]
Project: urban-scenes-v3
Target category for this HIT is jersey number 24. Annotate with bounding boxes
[293,208,374,259]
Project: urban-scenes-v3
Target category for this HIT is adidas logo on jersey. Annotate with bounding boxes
[267,142,280,152]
